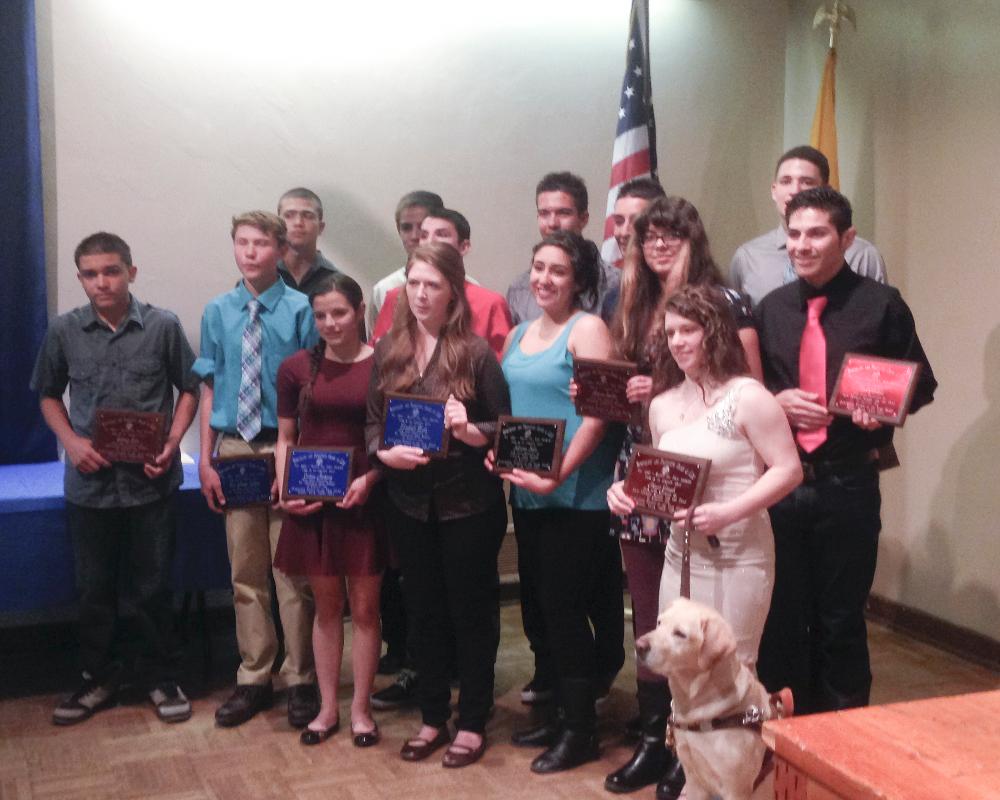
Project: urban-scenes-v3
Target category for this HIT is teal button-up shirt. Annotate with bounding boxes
[193,279,317,433]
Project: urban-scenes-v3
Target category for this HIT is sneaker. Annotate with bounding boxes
[377,650,405,676]
[520,676,554,706]
[53,671,119,726]
[215,683,273,728]
[371,668,418,710]
[287,683,320,729]
[149,682,192,723]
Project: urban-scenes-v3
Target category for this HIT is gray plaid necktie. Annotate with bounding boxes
[236,299,263,441]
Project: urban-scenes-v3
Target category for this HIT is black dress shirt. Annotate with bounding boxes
[755,266,937,463]
[366,335,511,522]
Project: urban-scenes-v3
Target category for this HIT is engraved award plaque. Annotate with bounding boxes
[92,408,166,464]
[624,446,711,520]
[283,447,354,502]
[829,353,921,426]
[573,357,639,423]
[212,453,275,507]
[493,416,566,478]
[381,393,449,457]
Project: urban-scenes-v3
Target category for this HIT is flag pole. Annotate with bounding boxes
[809,2,856,191]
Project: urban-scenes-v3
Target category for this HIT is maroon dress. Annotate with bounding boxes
[273,349,387,577]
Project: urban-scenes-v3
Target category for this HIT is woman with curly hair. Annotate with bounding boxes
[607,281,801,732]
[603,196,763,799]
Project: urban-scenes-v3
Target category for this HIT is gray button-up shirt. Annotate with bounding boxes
[729,226,888,308]
[30,296,199,508]
[277,250,342,297]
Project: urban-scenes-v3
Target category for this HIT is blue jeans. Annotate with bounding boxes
[757,463,881,714]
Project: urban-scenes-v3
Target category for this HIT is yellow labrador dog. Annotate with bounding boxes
[635,598,791,800]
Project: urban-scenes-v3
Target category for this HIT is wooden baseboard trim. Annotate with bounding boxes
[866,593,1000,672]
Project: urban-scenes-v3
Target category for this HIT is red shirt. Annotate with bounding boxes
[372,281,513,359]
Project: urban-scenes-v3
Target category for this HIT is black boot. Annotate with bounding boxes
[530,678,599,774]
[512,706,562,748]
[604,680,675,793]
[655,759,686,800]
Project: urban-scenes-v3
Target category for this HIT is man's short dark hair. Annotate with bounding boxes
[426,208,471,242]
[278,187,324,220]
[775,146,830,185]
[617,176,666,203]
[74,232,132,269]
[535,171,588,214]
[785,186,853,234]
[395,190,444,227]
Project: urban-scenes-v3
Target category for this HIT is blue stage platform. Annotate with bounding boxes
[0,460,230,614]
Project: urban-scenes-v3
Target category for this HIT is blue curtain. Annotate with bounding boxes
[0,0,56,464]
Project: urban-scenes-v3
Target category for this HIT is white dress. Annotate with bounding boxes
[657,378,774,668]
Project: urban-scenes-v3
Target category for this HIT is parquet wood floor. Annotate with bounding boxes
[1,603,997,800]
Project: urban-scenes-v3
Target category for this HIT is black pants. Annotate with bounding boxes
[757,463,881,714]
[386,499,506,733]
[66,496,181,686]
[512,507,621,688]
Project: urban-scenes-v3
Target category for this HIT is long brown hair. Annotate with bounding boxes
[650,284,750,396]
[298,274,366,417]
[378,242,477,400]
[611,196,724,365]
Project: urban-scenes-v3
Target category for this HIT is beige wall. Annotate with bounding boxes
[36,2,996,639]
[35,0,787,462]
[784,0,1000,641]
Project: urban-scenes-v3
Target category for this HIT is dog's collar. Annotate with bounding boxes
[666,690,792,747]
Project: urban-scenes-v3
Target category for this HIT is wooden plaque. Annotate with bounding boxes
[282,447,354,502]
[380,393,449,458]
[92,408,166,464]
[493,416,566,478]
[829,353,922,426]
[573,357,639,423]
[212,453,275,507]
[624,445,711,520]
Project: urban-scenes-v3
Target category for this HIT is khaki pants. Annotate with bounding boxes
[218,435,315,687]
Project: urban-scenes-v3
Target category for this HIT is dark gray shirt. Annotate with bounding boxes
[277,250,342,297]
[365,335,510,522]
[30,296,199,508]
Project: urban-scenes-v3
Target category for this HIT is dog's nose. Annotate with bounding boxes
[635,637,650,657]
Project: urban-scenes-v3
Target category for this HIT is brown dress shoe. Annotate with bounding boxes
[400,727,450,761]
[442,736,487,768]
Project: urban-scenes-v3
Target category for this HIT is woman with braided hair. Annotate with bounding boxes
[274,273,387,747]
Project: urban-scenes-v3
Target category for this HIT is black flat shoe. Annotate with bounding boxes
[300,719,340,745]
[352,722,380,748]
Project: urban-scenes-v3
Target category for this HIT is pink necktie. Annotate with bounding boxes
[797,296,828,453]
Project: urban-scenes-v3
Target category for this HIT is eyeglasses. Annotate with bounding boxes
[641,231,684,246]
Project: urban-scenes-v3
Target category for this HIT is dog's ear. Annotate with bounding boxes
[697,612,737,670]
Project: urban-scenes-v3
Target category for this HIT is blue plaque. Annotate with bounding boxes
[283,447,353,502]
[380,393,449,457]
[212,454,274,508]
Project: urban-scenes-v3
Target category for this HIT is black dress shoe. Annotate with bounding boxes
[511,718,561,748]
[215,683,273,728]
[604,736,677,793]
[352,722,380,748]
[530,729,599,774]
[300,719,339,745]
[287,683,320,729]
[655,759,686,800]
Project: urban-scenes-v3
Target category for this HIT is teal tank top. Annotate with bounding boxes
[501,313,618,510]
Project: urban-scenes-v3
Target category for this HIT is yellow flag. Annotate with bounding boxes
[810,48,839,190]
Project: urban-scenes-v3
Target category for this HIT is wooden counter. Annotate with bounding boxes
[762,690,1000,799]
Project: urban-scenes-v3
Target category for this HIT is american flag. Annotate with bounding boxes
[601,0,658,266]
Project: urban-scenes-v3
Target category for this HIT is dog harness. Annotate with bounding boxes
[665,689,792,747]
